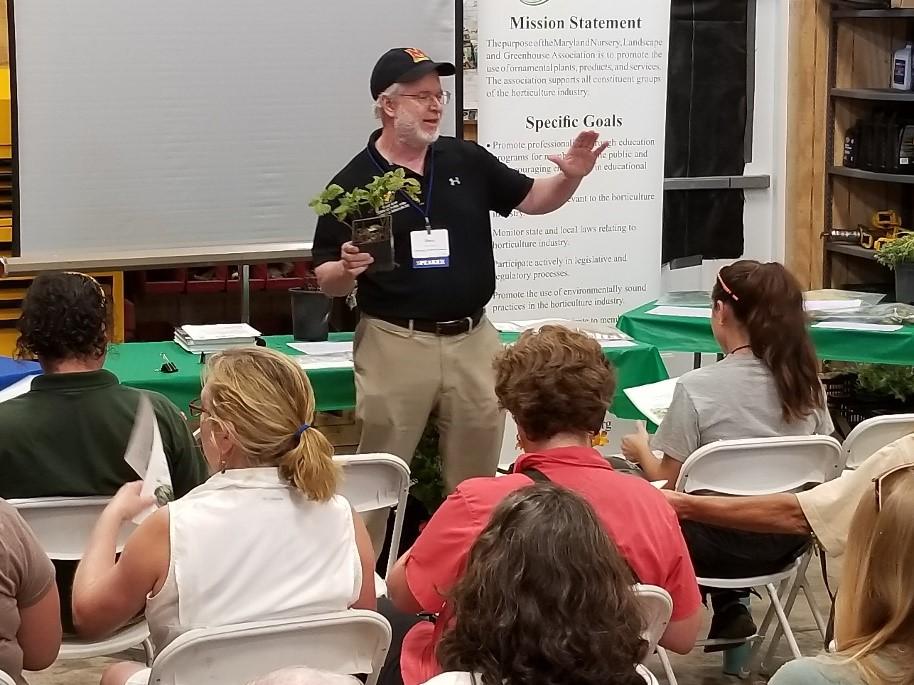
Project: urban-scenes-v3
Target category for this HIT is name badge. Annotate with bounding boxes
[410,229,450,269]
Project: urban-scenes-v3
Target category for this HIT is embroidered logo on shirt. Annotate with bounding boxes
[449,177,461,186]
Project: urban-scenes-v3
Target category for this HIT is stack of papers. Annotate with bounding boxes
[174,323,261,354]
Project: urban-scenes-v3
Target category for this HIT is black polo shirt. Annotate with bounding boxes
[312,130,534,321]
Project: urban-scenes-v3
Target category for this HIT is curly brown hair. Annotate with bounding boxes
[437,483,647,685]
[494,325,616,442]
[15,272,109,363]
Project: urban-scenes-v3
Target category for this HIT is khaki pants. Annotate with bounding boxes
[354,316,505,553]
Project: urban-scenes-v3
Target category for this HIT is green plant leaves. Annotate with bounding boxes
[309,170,423,223]
[875,234,914,270]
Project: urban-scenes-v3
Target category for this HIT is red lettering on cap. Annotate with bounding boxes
[404,48,430,63]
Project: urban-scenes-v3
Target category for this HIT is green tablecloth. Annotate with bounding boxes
[104,333,668,420]
[617,301,914,365]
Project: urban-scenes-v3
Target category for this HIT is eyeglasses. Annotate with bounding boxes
[398,90,451,106]
[872,463,914,511]
[188,398,205,417]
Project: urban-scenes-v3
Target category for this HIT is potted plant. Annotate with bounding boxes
[309,169,421,273]
[874,233,914,304]
[823,362,914,436]
[854,363,914,406]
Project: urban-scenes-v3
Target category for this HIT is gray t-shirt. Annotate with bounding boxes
[0,500,56,685]
[652,355,834,462]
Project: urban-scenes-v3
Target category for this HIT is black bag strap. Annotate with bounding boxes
[520,467,551,484]
[505,461,551,483]
[813,534,836,648]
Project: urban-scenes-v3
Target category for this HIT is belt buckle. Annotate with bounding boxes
[435,317,473,335]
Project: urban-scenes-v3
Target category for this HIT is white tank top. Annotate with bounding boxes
[145,467,361,653]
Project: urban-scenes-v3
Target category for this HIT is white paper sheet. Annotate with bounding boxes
[293,355,354,370]
[0,374,38,403]
[493,318,568,332]
[623,377,679,426]
[123,395,174,524]
[813,321,903,333]
[286,341,354,355]
[600,340,637,348]
[179,323,260,341]
[646,306,712,319]
[493,319,634,345]
[804,299,862,312]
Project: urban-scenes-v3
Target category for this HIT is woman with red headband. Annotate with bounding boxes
[622,259,833,648]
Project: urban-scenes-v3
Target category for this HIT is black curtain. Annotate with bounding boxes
[663,0,749,263]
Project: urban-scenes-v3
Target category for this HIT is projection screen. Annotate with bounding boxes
[6,0,459,272]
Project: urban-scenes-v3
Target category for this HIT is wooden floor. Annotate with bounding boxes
[26,568,835,685]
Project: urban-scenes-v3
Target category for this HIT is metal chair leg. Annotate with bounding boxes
[802,580,828,639]
[766,583,801,659]
[142,639,155,666]
[655,647,678,685]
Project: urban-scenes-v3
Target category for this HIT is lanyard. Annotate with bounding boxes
[367,145,435,232]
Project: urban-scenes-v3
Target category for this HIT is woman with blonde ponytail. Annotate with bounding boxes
[621,260,834,647]
[771,466,914,684]
[71,347,376,685]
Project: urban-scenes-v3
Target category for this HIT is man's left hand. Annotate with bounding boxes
[547,130,609,180]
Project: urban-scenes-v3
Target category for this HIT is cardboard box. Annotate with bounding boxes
[892,1,914,8]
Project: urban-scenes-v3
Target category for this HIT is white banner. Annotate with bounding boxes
[478,0,671,325]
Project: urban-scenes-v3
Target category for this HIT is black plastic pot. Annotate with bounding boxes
[895,263,914,304]
[290,288,331,341]
[352,215,394,272]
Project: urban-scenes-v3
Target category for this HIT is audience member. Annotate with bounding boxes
[383,326,700,685]
[247,668,362,685]
[0,272,206,631]
[621,260,832,484]
[622,260,833,648]
[769,466,914,685]
[664,433,914,567]
[0,499,62,685]
[426,483,647,685]
[1,272,205,499]
[70,347,375,685]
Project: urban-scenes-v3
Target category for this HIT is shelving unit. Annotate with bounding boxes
[0,271,125,356]
[821,5,914,298]
[831,87,914,101]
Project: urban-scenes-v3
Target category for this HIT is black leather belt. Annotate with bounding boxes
[377,310,485,336]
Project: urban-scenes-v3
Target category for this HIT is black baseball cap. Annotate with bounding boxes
[370,48,456,99]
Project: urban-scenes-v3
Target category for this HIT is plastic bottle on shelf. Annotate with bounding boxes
[892,43,912,91]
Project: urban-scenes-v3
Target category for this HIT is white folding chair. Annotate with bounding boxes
[7,496,154,663]
[148,610,391,685]
[842,414,914,469]
[636,664,661,685]
[334,453,410,591]
[634,585,677,685]
[0,669,16,685]
[674,435,843,674]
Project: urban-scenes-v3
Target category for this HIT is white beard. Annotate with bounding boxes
[394,114,440,148]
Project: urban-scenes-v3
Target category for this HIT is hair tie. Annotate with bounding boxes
[294,423,311,438]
